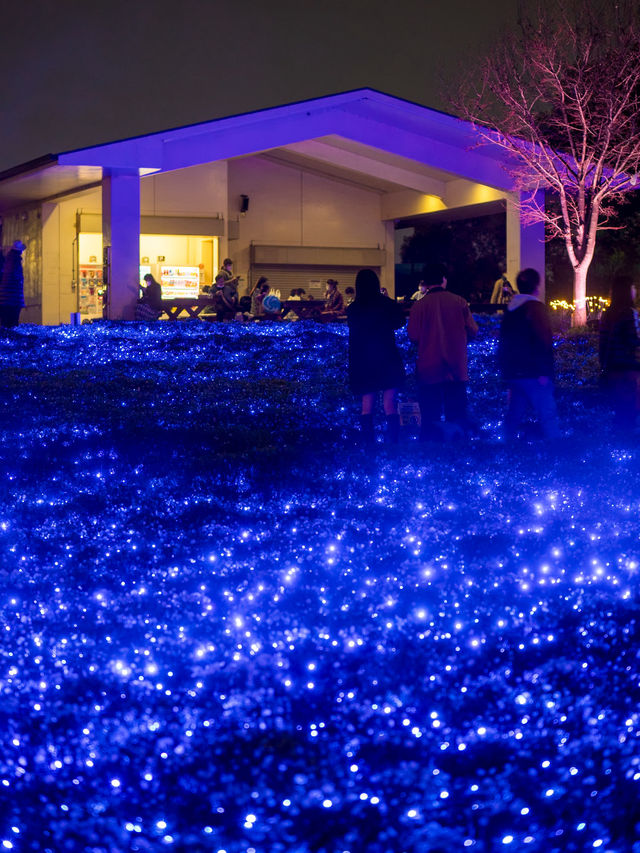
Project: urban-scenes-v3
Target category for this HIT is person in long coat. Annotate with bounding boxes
[0,240,25,328]
[408,263,478,439]
[599,272,640,430]
[347,268,406,443]
[498,267,559,439]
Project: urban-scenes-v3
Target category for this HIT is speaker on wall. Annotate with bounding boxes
[240,194,250,213]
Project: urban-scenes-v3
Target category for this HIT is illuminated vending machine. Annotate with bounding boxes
[78,263,104,319]
[159,266,200,299]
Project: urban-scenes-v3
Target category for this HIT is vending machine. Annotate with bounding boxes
[159,266,200,299]
[78,263,103,318]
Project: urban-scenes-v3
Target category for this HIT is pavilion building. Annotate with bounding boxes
[0,89,543,324]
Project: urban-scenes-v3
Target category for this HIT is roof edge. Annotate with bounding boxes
[57,88,461,159]
[0,154,58,183]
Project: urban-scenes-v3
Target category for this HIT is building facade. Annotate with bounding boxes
[0,90,544,324]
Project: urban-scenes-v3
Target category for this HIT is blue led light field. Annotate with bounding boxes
[0,320,636,853]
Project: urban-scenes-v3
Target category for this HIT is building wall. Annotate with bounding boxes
[444,179,510,209]
[37,157,509,324]
[140,162,228,218]
[41,188,101,326]
[227,156,388,292]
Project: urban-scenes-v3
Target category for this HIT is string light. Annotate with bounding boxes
[0,318,635,851]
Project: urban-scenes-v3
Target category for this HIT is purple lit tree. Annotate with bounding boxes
[459,0,640,325]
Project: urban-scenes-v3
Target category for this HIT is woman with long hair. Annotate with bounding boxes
[599,273,640,429]
[346,268,406,443]
[135,273,163,321]
[251,276,270,316]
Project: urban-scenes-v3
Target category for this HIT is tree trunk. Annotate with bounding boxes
[571,263,590,327]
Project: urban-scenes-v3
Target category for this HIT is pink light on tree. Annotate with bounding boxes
[458,0,640,325]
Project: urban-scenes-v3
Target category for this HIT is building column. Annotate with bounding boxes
[506,190,546,298]
[383,221,395,297]
[102,169,140,320]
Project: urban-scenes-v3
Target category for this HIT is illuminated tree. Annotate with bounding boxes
[459,0,640,325]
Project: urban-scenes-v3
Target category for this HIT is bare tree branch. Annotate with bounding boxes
[455,0,640,324]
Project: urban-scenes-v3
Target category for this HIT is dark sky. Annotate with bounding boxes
[0,0,517,172]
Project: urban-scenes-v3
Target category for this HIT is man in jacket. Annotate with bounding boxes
[498,267,560,439]
[408,264,478,440]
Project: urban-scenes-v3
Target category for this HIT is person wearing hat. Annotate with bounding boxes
[0,240,26,328]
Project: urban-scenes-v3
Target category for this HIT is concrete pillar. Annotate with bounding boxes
[41,202,61,326]
[102,170,140,320]
[383,220,395,297]
[506,190,546,298]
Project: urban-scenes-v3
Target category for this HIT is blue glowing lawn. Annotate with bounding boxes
[0,320,638,853]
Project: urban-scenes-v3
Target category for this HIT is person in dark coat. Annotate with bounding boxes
[599,272,640,429]
[498,267,560,439]
[135,273,163,320]
[0,240,25,328]
[347,268,406,443]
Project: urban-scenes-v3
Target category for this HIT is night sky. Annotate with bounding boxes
[0,0,517,172]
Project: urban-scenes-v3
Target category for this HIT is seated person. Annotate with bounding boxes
[251,278,271,316]
[135,273,163,321]
[411,281,427,301]
[214,273,239,321]
[323,279,344,315]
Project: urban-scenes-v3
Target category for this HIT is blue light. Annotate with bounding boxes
[0,319,635,851]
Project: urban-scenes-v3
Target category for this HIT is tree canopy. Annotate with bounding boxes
[458,0,640,324]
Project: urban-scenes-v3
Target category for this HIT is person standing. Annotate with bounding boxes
[490,265,517,304]
[217,258,239,288]
[0,240,26,328]
[347,269,405,443]
[598,273,640,430]
[498,267,560,439]
[407,263,478,440]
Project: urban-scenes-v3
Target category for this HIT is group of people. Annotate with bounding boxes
[349,264,573,444]
[137,259,359,323]
[4,241,639,435]
[136,257,640,439]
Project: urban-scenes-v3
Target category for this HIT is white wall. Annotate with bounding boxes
[141,162,228,217]
[227,156,387,289]
[42,188,102,325]
[40,156,411,323]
